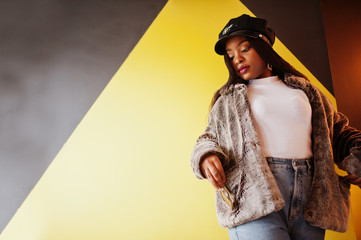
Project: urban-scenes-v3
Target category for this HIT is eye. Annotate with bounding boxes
[228,55,234,60]
[241,47,250,53]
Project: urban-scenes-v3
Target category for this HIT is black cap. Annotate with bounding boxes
[215,14,275,55]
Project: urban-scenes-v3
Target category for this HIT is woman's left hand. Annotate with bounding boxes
[346,173,361,187]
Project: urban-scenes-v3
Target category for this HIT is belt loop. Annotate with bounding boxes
[291,159,297,171]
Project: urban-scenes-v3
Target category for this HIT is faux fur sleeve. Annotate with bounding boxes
[316,88,361,177]
[191,107,229,180]
[333,111,361,177]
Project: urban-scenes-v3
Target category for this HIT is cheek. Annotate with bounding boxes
[250,54,266,69]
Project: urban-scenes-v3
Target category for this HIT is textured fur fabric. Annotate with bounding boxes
[191,74,361,232]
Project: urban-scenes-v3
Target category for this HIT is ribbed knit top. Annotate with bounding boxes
[247,75,313,158]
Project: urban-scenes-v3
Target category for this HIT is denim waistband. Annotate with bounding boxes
[266,157,312,171]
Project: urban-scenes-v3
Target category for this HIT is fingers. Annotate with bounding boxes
[212,159,226,184]
[201,155,226,189]
[346,173,361,187]
[204,168,222,189]
[205,163,224,189]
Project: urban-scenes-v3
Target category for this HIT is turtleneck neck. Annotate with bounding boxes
[247,75,280,87]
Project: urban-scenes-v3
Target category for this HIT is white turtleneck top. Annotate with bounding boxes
[247,76,313,159]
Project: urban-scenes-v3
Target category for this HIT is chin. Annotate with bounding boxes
[238,74,252,81]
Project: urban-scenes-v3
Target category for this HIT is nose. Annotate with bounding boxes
[233,52,244,64]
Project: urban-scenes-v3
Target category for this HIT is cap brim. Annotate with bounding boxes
[214,30,260,55]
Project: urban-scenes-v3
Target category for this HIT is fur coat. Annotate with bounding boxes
[191,74,361,232]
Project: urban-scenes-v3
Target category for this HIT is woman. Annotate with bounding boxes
[191,14,361,240]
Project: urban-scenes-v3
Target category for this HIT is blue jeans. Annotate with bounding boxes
[228,157,325,240]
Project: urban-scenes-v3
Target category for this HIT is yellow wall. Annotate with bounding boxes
[0,0,357,239]
[350,187,361,240]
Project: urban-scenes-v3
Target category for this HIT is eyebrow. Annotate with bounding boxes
[226,39,249,53]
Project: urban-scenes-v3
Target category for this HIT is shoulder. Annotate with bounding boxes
[210,83,249,118]
[283,73,311,89]
[284,74,338,118]
[283,74,326,103]
[219,82,247,96]
[210,83,247,118]
[212,83,247,110]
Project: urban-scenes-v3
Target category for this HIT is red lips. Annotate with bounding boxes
[238,66,249,74]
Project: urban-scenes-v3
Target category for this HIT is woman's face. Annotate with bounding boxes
[225,36,272,80]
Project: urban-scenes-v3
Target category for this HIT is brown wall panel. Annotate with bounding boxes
[322,0,361,129]
[322,1,361,239]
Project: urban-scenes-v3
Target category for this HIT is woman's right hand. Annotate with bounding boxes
[200,155,226,189]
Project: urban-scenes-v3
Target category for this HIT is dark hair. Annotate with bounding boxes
[210,37,307,107]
